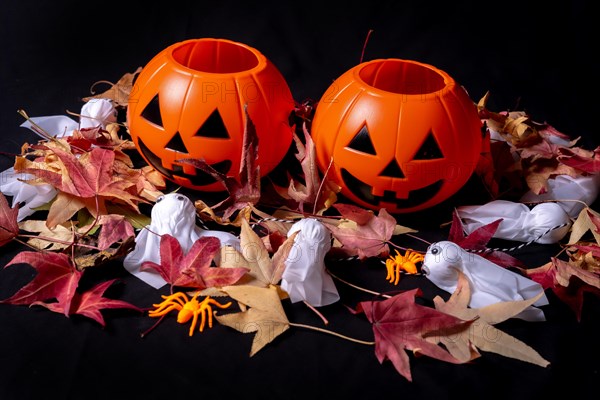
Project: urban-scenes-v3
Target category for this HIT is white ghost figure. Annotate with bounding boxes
[422,241,549,321]
[79,99,117,129]
[457,200,572,244]
[123,193,240,289]
[281,218,340,307]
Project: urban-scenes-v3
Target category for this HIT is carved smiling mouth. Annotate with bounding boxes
[137,138,232,186]
[341,168,443,209]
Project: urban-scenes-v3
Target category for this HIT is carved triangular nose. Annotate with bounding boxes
[165,131,189,153]
[379,158,405,178]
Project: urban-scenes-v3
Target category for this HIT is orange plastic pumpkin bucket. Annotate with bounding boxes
[311,58,485,213]
[127,38,295,191]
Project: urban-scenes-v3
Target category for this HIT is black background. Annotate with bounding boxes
[1,1,598,399]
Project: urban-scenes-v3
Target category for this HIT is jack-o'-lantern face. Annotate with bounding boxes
[127,38,294,191]
[311,59,485,213]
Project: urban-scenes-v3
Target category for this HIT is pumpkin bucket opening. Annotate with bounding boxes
[358,60,447,95]
[172,39,260,74]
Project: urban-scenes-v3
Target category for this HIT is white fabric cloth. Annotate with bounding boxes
[0,167,57,221]
[457,200,571,244]
[281,218,339,307]
[520,174,600,218]
[20,115,79,138]
[422,241,548,321]
[123,193,240,289]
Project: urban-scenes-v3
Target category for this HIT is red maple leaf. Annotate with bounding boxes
[141,234,248,290]
[1,252,82,316]
[17,145,143,227]
[448,210,525,269]
[552,279,600,321]
[97,214,135,250]
[557,146,600,173]
[327,204,397,259]
[356,289,472,382]
[178,105,260,220]
[34,279,143,326]
[0,192,19,247]
[523,258,600,321]
[520,261,557,290]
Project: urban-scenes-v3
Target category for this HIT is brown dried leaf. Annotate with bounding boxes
[433,271,550,367]
[18,220,74,250]
[524,160,578,195]
[74,237,135,269]
[83,68,142,108]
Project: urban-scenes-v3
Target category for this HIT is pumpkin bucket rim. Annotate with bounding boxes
[354,58,456,97]
[166,37,268,76]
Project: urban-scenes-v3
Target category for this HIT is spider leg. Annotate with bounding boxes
[199,308,207,332]
[209,299,232,309]
[155,293,187,308]
[394,263,401,285]
[148,303,181,317]
[385,259,395,282]
[188,310,200,337]
[206,305,213,329]
[169,293,189,307]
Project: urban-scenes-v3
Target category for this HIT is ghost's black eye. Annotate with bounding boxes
[156,195,164,203]
[177,195,184,201]
[430,246,440,255]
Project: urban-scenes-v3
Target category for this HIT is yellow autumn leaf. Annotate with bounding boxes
[216,285,290,356]
[568,207,600,245]
[219,218,298,288]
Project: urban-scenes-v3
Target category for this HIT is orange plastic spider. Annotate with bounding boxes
[385,249,424,285]
[148,292,231,336]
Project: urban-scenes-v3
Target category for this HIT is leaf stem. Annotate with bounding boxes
[140,314,165,338]
[17,233,100,251]
[312,155,335,216]
[404,233,432,247]
[360,29,374,63]
[12,237,43,251]
[17,109,70,150]
[326,268,391,299]
[303,300,329,325]
[288,322,374,345]
[79,195,101,238]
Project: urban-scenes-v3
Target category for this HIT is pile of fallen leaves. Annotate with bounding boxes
[477,91,600,198]
[1,70,599,382]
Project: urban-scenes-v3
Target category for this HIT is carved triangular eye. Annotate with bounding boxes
[346,124,376,155]
[140,94,163,128]
[414,131,443,160]
[194,109,230,138]
[379,158,405,178]
[166,131,189,153]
